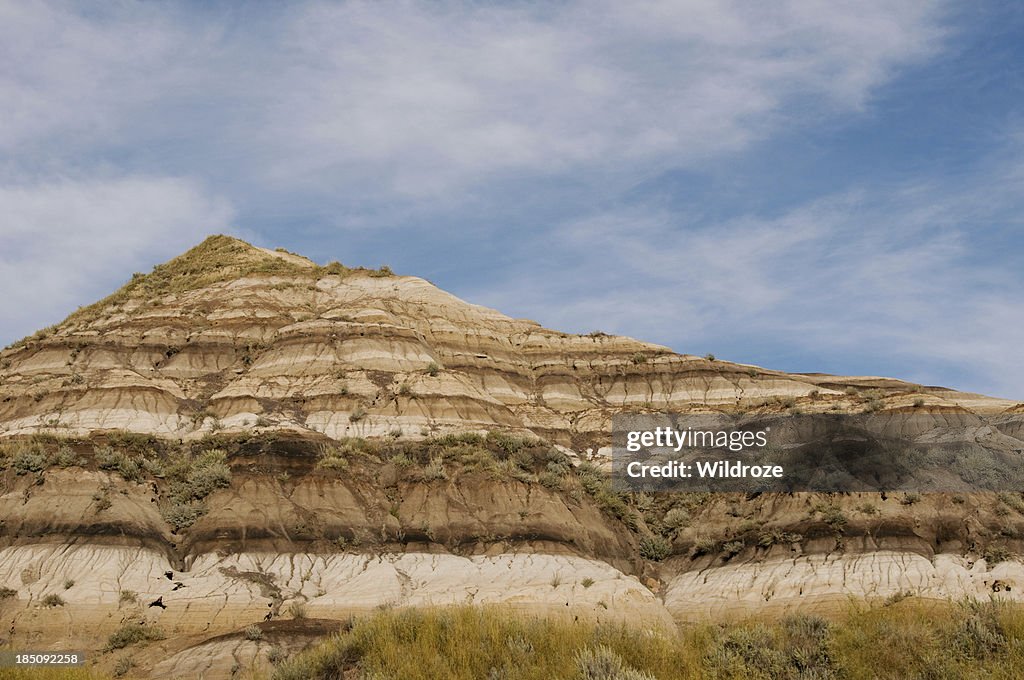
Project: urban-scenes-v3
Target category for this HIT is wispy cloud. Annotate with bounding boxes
[6,1,1017,399]
[0,176,235,337]
[1,1,946,198]
[474,148,1024,398]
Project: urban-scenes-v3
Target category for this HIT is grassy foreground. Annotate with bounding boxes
[3,599,1022,679]
[271,600,1024,680]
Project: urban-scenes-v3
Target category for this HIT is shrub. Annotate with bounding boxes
[422,458,448,481]
[288,602,307,619]
[639,536,671,562]
[538,470,565,491]
[900,492,922,506]
[576,646,654,680]
[41,594,65,607]
[349,407,367,422]
[0,586,17,599]
[185,449,231,497]
[722,541,745,558]
[425,362,440,376]
[663,508,691,530]
[982,545,1011,565]
[950,601,1007,660]
[581,578,595,589]
[693,536,720,556]
[161,500,205,531]
[119,590,137,604]
[63,579,75,590]
[158,448,232,530]
[997,492,1024,514]
[814,503,848,532]
[317,445,350,470]
[704,353,716,361]
[245,624,264,641]
[94,445,143,482]
[630,353,648,365]
[113,657,135,678]
[12,445,47,475]
[757,529,802,548]
[703,625,789,678]
[913,398,925,407]
[55,445,78,467]
[105,623,165,650]
[92,490,112,512]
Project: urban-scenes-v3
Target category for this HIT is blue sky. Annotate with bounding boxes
[1,1,1022,399]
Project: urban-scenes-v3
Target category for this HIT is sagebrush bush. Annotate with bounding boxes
[158,448,231,530]
[576,645,654,680]
[663,507,691,530]
[12,443,47,475]
[639,536,671,561]
[104,622,165,651]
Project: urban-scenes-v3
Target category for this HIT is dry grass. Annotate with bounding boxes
[271,600,1024,680]
[0,670,108,680]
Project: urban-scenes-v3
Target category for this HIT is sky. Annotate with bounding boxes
[1,1,1022,399]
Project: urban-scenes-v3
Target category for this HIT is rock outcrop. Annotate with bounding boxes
[1,235,1021,678]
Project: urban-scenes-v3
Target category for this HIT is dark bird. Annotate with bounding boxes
[149,597,166,609]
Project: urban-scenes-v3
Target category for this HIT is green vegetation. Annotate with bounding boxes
[317,444,350,470]
[757,528,803,548]
[104,622,166,651]
[40,593,66,607]
[639,535,671,561]
[983,545,1012,565]
[158,448,232,530]
[112,658,135,678]
[812,502,848,532]
[0,585,17,599]
[722,540,745,558]
[271,601,1024,680]
[7,236,397,340]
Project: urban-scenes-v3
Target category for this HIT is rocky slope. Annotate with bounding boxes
[0,235,1021,678]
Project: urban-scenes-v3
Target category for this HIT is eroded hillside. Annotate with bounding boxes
[1,235,1022,678]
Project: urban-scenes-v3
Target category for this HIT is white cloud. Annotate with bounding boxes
[264,0,945,197]
[473,164,1024,399]
[0,176,235,342]
[0,1,946,200]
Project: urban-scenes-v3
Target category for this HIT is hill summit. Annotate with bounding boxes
[0,235,1012,445]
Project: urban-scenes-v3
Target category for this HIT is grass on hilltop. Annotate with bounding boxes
[3,235,396,348]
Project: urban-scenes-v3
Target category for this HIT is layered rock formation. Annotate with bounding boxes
[2,236,1012,445]
[0,235,1021,678]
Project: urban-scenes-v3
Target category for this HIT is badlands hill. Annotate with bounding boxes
[0,235,1022,678]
